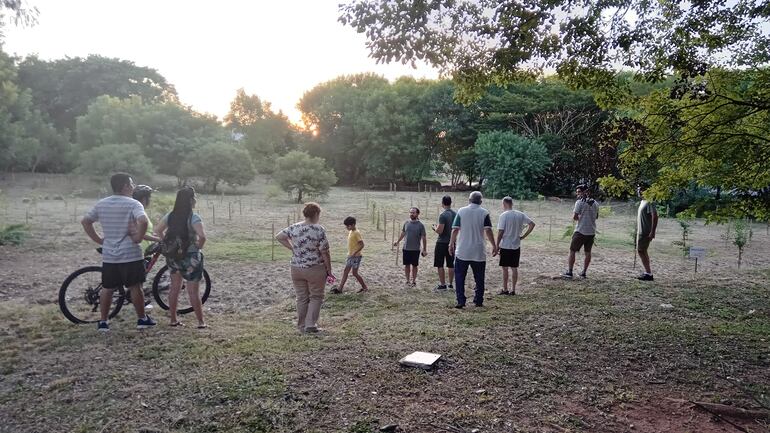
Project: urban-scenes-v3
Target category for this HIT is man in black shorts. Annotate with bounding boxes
[562,184,599,279]
[432,196,457,291]
[82,173,157,331]
[393,207,427,287]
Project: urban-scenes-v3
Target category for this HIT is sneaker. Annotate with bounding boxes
[637,273,654,281]
[497,290,511,296]
[578,272,587,279]
[137,315,157,329]
[304,326,321,333]
[330,287,342,294]
[561,271,574,279]
[454,304,465,309]
[97,321,109,332]
[144,303,154,312]
[411,281,417,288]
[448,284,453,289]
[434,284,447,291]
[474,302,484,307]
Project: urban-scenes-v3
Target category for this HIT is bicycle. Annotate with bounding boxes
[58,244,211,324]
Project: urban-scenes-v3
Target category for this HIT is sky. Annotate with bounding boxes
[3,0,439,124]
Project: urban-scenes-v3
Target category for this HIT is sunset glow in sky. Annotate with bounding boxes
[4,0,438,124]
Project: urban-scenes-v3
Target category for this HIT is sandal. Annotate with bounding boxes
[357,287,369,293]
[330,288,343,294]
[197,324,208,329]
[170,321,184,327]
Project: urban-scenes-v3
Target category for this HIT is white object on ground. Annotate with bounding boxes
[399,351,441,369]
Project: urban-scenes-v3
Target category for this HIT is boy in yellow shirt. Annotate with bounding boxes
[333,216,369,293]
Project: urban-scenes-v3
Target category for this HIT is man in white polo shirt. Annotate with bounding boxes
[562,184,599,279]
[82,173,156,332]
[449,191,497,308]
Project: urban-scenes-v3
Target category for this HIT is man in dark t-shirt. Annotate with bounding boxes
[432,195,457,291]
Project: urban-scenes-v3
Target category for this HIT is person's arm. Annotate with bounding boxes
[321,248,332,276]
[432,222,444,235]
[484,214,496,255]
[154,218,167,240]
[275,231,293,251]
[81,217,103,245]
[129,215,148,244]
[421,230,427,257]
[353,239,365,256]
[448,227,459,256]
[520,222,536,240]
[392,225,406,246]
[192,222,207,249]
[649,209,658,239]
[495,229,504,256]
[573,202,580,221]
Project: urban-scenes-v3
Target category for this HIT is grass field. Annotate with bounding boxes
[0,174,768,433]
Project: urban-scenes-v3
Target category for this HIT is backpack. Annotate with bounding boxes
[161,214,193,261]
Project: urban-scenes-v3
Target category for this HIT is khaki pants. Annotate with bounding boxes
[291,264,326,331]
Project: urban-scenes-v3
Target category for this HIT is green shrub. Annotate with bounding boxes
[0,224,29,246]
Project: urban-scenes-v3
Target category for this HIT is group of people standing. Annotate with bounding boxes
[82,172,658,334]
[81,173,208,332]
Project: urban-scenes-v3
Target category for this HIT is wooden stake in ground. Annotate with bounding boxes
[383,211,387,240]
[287,214,290,228]
[548,215,552,241]
[228,202,232,220]
[212,205,216,225]
[271,222,275,261]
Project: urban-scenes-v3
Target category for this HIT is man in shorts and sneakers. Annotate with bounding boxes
[393,207,427,287]
[495,196,535,295]
[82,173,156,331]
[636,183,658,281]
[563,184,599,279]
[432,196,456,291]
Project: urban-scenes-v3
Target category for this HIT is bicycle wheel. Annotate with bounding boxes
[151,265,211,314]
[59,266,126,324]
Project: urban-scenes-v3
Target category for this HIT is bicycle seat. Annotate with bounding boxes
[96,247,103,254]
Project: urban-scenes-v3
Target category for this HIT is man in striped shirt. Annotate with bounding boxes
[82,173,156,331]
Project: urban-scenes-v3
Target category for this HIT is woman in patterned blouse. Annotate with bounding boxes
[275,202,332,333]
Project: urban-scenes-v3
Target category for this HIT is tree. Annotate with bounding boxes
[0,47,69,173]
[474,131,550,199]
[17,55,178,134]
[179,142,256,193]
[76,95,227,183]
[0,0,38,38]
[76,143,155,180]
[274,151,337,203]
[339,0,770,104]
[598,69,770,220]
[224,89,296,176]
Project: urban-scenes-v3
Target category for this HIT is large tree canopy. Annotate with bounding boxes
[340,0,770,102]
[17,55,178,133]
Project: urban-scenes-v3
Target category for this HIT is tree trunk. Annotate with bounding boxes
[296,189,303,203]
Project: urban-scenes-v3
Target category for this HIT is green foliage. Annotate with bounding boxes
[76,143,155,180]
[17,54,177,133]
[225,89,297,176]
[180,142,256,193]
[0,48,70,173]
[474,131,550,199]
[340,1,768,104]
[733,219,750,268]
[672,215,693,257]
[274,151,337,203]
[0,224,29,246]
[562,224,575,239]
[76,95,226,181]
[598,206,614,218]
[264,184,285,202]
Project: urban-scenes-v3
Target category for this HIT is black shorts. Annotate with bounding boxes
[499,248,521,268]
[102,260,146,289]
[570,232,595,253]
[403,250,420,266]
[434,243,454,268]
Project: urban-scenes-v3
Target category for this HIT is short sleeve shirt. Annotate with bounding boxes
[497,210,533,250]
[436,209,456,244]
[348,229,363,256]
[402,220,426,251]
[573,200,599,236]
[279,223,330,268]
[84,195,147,263]
[637,200,657,237]
[452,203,492,262]
[161,213,203,252]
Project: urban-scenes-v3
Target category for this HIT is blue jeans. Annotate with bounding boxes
[454,258,486,306]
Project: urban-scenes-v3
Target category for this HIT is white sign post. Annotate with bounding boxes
[689,246,706,275]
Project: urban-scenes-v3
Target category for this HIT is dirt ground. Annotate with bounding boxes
[0,173,768,433]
